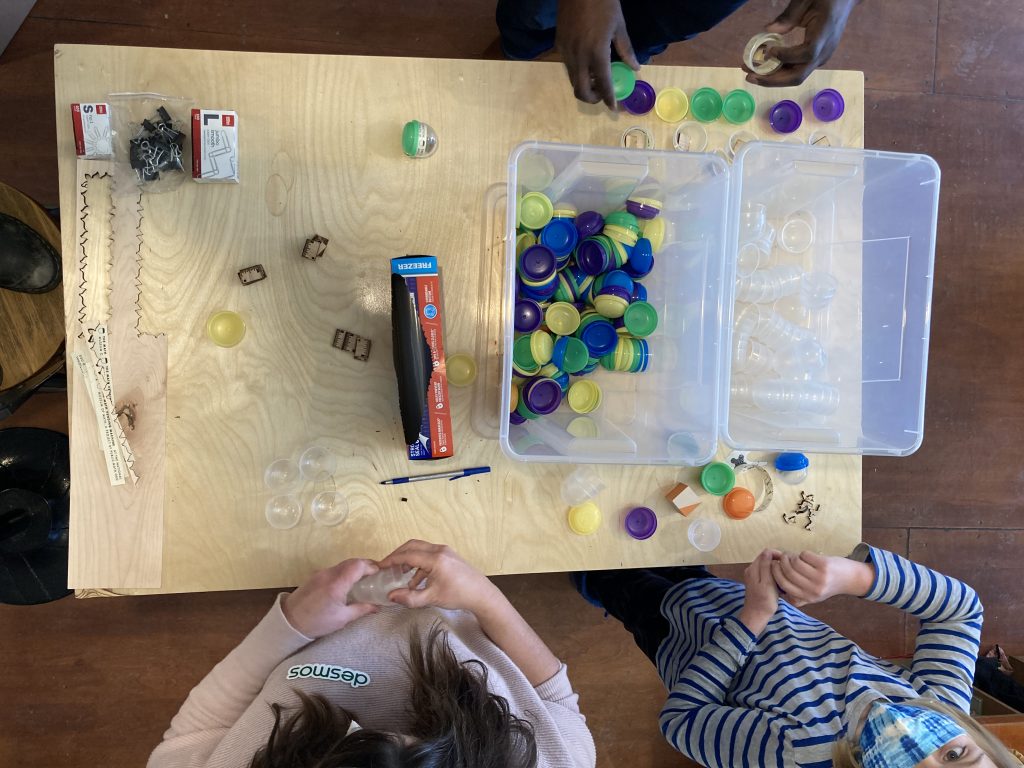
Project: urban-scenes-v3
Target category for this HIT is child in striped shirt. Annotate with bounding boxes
[574,545,1020,767]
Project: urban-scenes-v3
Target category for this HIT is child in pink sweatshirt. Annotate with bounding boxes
[148,540,595,768]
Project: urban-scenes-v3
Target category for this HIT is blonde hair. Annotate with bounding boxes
[832,697,1022,767]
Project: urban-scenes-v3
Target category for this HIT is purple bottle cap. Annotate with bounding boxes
[812,88,845,122]
[625,506,657,540]
[519,245,557,281]
[576,239,610,276]
[509,410,527,425]
[598,284,632,302]
[621,79,656,116]
[514,298,543,333]
[580,321,618,357]
[523,377,562,415]
[769,100,803,134]
[575,211,605,238]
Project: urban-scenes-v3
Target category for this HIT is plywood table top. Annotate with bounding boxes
[54,45,863,594]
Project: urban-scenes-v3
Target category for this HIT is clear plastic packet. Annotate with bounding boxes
[107,92,194,193]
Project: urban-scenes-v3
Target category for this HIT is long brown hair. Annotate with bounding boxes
[832,697,1022,767]
[249,623,538,768]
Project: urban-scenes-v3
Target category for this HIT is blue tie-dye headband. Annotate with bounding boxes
[859,701,966,768]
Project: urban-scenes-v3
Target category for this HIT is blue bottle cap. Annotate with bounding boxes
[579,320,618,357]
[631,282,648,302]
[775,452,810,471]
[601,269,634,293]
[624,237,654,278]
[539,218,579,258]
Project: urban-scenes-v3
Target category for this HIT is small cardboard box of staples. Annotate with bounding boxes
[190,109,239,182]
[71,102,113,159]
[391,256,454,460]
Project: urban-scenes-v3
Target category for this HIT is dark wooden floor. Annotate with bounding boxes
[1,1,1022,766]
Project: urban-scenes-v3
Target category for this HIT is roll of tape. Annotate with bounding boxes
[743,32,785,76]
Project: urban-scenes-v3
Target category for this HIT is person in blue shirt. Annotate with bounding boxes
[496,0,862,108]
[573,546,1021,767]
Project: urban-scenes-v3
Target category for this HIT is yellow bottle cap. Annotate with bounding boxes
[602,224,639,247]
[552,201,579,219]
[206,310,246,347]
[516,231,537,257]
[655,87,689,123]
[510,382,519,413]
[530,329,554,366]
[594,293,629,319]
[568,501,602,535]
[519,192,554,230]
[545,302,582,336]
[567,416,600,438]
[642,217,666,253]
[567,380,603,414]
[446,353,477,387]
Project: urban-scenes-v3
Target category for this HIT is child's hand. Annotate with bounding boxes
[738,549,781,635]
[770,550,875,607]
[556,0,640,109]
[283,559,380,639]
[377,539,499,614]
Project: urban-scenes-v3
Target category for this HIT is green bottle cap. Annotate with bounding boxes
[560,337,591,374]
[700,462,736,496]
[401,120,421,157]
[722,89,756,125]
[623,300,659,337]
[611,62,638,102]
[690,88,724,123]
[513,335,539,371]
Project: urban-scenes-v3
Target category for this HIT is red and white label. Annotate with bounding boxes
[70,102,112,158]
[191,108,239,182]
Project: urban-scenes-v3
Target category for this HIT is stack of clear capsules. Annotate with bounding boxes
[731,203,841,417]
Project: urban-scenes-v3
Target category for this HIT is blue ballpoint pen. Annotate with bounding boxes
[380,466,491,485]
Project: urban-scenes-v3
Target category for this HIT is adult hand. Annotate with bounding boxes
[282,559,380,639]
[377,540,499,613]
[738,549,781,635]
[556,0,640,109]
[770,550,875,607]
[745,0,860,88]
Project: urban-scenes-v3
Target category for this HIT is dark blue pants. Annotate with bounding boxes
[496,0,751,63]
[576,566,712,665]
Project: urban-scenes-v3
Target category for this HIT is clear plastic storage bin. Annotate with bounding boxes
[499,141,939,464]
[500,142,733,465]
[722,143,939,456]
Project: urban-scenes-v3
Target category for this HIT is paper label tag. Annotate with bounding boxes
[89,325,138,483]
[72,329,138,486]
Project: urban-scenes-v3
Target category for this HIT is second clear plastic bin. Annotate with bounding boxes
[722,143,939,455]
[500,142,733,465]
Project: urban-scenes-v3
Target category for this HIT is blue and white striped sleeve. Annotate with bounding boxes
[659,616,780,768]
[861,546,983,711]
